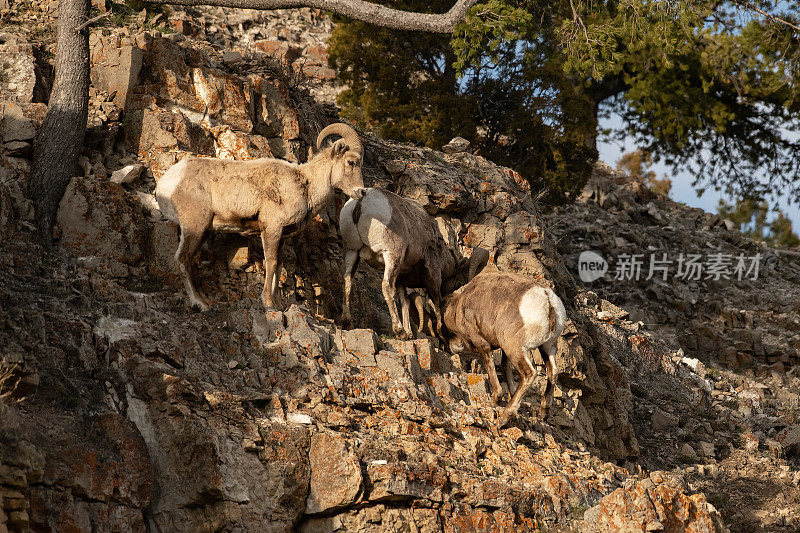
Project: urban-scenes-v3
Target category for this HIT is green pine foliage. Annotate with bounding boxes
[329,0,800,205]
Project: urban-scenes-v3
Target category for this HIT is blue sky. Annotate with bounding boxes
[597,116,800,231]
[597,0,800,234]
[596,0,800,233]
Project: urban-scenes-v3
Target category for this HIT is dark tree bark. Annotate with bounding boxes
[28,0,90,246]
[145,0,478,32]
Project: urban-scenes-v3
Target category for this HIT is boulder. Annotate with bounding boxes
[442,136,470,154]
[56,177,149,276]
[90,41,143,108]
[305,434,362,514]
[774,424,800,458]
[581,473,728,533]
[252,40,301,63]
[110,164,144,184]
[1,103,36,143]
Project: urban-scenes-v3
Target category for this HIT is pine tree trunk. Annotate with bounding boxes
[28,0,90,246]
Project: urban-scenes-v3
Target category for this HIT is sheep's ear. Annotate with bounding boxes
[332,139,350,157]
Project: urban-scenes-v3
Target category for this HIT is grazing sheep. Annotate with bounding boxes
[440,263,566,426]
[338,188,473,339]
[155,123,365,311]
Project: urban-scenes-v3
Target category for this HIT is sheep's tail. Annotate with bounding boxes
[543,288,564,337]
[547,293,556,333]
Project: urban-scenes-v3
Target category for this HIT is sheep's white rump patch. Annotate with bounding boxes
[339,197,363,249]
[154,159,187,223]
[519,287,550,328]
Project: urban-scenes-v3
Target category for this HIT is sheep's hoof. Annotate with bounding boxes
[192,300,212,312]
[497,409,517,428]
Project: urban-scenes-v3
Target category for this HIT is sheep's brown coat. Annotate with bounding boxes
[155,123,365,311]
[339,188,468,339]
[441,264,566,426]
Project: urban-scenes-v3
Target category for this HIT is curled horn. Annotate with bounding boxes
[316,123,363,155]
[467,247,490,280]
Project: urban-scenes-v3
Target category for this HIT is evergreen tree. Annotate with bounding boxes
[616,150,671,196]
[329,0,800,204]
[717,198,800,247]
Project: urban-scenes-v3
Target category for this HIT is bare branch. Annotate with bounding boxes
[145,0,479,32]
[734,0,800,32]
[76,11,112,32]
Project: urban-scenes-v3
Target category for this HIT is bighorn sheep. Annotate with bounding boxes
[439,262,566,426]
[339,188,472,340]
[155,123,365,311]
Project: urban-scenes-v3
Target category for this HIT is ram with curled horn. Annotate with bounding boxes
[155,122,365,311]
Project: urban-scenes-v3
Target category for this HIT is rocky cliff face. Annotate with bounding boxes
[0,4,796,532]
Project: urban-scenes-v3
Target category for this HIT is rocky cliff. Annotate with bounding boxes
[0,3,797,532]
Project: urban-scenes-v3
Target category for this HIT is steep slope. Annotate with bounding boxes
[545,166,800,531]
[0,6,792,532]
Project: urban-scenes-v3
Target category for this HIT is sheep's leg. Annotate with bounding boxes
[340,249,359,327]
[499,348,536,427]
[426,282,444,337]
[260,225,282,310]
[399,287,414,339]
[475,342,503,407]
[380,252,406,339]
[504,352,517,399]
[424,298,437,337]
[176,226,211,311]
[410,292,426,338]
[538,341,557,419]
[271,239,284,296]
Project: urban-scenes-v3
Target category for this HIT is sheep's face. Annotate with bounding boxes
[438,295,465,353]
[330,141,365,199]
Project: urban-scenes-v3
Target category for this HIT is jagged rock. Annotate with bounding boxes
[341,329,380,360]
[56,177,149,276]
[651,407,678,431]
[110,163,144,184]
[0,181,15,243]
[222,49,242,64]
[442,136,470,154]
[300,64,335,80]
[581,473,728,532]
[1,103,36,143]
[681,443,697,458]
[0,34,36,104]
[90,39,143,108]
[124,106,215,174]
[774,424,800,458]
[252,40,301,63]
[305,433,362,514]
